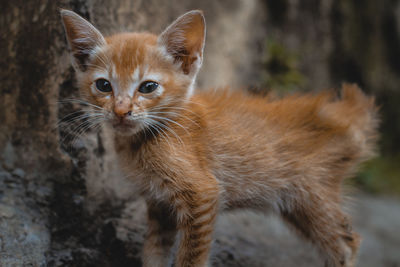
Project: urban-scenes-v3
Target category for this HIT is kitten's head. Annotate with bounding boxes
[61,10,205,136]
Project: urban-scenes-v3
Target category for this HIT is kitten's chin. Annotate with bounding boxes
[113,127,140,136]
[109,121,143,136]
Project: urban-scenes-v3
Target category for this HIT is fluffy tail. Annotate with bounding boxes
[325,83,379,162]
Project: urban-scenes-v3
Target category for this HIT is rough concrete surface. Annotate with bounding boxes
[1,163,400,267]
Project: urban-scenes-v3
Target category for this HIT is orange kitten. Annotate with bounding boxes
[61,9,379,267]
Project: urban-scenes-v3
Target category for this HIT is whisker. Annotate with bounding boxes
[59,115,105,146]
[58,99,104,111]
[69,117,105,147]
[57,112,103,126]
[146,114,189,135]
[148,105,200,119]
[56,113,104,132]
[142,120,159,146]
[145,118,175,151]
[71,117,105,147]
[146,118,185,148]
[92,51,111,69]
[184,99,206,107]
[146,111,200,128]
[74,116,103,136]
[58,108,94,119]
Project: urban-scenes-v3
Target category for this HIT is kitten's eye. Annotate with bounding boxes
[138,81,159,94]
[95,78,112,93]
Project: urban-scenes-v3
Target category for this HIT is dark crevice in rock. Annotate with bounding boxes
[263,0,288,26]
[381,1,400,74]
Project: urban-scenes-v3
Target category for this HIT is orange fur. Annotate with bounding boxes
[61,9,379,267]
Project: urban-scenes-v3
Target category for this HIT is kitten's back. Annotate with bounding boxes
[194,84,378,185]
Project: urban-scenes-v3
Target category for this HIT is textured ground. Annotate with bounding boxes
[212,194,400,267]
[1,163,399,267]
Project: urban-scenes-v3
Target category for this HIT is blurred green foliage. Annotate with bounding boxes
[356,156,400,196]
[262,40,304,93]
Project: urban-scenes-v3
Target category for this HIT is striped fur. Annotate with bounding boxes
[61,10,379,267]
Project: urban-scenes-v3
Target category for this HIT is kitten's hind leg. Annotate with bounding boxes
[142,201,177,267]
[280,192,360,267]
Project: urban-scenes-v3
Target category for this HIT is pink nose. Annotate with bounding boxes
[114,98,132,118]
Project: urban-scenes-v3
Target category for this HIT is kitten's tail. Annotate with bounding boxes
[327,83,380,162]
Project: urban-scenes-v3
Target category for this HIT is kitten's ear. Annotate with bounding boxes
[60,9,106,71]
[158,10,206,76]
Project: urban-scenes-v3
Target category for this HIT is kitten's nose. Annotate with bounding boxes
[114,98,132,118]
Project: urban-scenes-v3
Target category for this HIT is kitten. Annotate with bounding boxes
[61,9,378,267]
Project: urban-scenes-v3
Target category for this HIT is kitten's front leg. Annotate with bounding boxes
[175,185,219,267]
[142,201,177,267]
